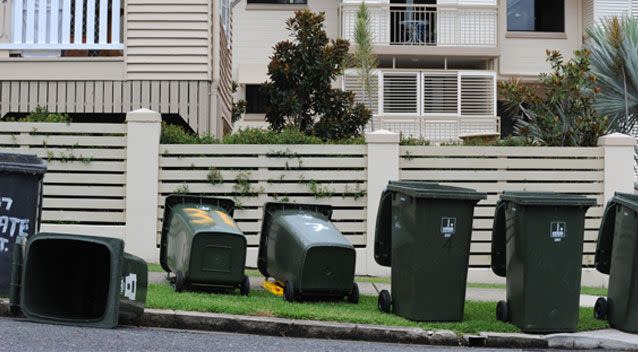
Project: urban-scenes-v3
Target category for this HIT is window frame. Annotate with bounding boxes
[505,0,566,37]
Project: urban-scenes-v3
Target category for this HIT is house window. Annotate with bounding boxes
[246,0,307,4]
[507,0,564,32]
[245,85,267,114]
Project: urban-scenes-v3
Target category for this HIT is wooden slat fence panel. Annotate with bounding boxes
[400,145,605,268]
[158,144,368,247]
[0,122,127,227]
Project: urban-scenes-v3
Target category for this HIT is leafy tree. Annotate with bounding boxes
[499,50,607,146]
[587,16,638,134]
[352,2,378,130]
[261,10,371,140]
[230,81,247,126]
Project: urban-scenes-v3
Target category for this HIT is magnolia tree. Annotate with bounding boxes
[261,10,371,140]
[500,50,608,146]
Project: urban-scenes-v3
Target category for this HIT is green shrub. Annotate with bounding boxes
[11,106,70,123]
[399,136,431,146]
[160,123,218,144]
[462,136,531,147]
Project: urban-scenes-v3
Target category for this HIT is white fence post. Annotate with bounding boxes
[599,133,636,203]
[125,108,161,262]
[365,130,399,277]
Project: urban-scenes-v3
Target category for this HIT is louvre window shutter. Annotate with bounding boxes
[422,73,458,114]
[344,71,379,115]
[382,72,419,114]
[460,73,495,116]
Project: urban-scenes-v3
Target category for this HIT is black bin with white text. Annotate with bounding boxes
[0,153,46,296]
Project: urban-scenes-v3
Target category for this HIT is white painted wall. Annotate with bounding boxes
[232,0,340,86]
[498,0,583,78]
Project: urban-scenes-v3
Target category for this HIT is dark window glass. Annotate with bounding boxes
[245,85,267,114]
[247,0,307,4]
[507,0,564,32]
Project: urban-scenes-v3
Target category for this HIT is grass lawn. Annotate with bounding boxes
[146,283,608,334]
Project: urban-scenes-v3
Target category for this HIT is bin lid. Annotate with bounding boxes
[500,191,596,207]
[595,192,638,275]
[257,202,333,278]
[159,195,237,273]
[0,153,47,175]
[387,181,487,201]
[608,192,638,212]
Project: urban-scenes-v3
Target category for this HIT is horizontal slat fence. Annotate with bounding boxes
[0,122,127,236]
[158,144,368,248]
[400,146,605,268]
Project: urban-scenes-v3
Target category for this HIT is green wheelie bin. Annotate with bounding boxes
[159,195,250,294]
[9,233,147,328]
[491,192,596,333]
[374,181,486,321]
[257,202,358,303]
[593,192,638,332]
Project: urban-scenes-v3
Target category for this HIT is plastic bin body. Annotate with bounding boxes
[492,192,595,333]
[160,195,247,289]
[375,181,486,321]
[11,233,147,328]
[0,153,46,295]
[595,193,638,332]
[258,203,356,297]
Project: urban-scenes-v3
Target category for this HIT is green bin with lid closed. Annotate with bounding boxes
[159,195,250,294]
[374,181,486,321]
[593,192,638,332]
[491,192,595,333]
[257,202,358,303]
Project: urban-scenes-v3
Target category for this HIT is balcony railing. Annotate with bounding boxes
[341,3,497,48]
[0,0,123,51]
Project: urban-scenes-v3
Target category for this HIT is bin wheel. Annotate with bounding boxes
[240,275,250,296]
[347,282,360,304]
[378,290,392,313]
[496,301,509,322]
[594,297,608,320]
[283,281,295,302]
[174,271,186,293]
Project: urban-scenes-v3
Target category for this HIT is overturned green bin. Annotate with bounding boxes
[593,193,638,333]
[491,192,595,333]
[374,181,486,321]
[257,202,358,303]
[10,233,147,328]
[159,195,249,294]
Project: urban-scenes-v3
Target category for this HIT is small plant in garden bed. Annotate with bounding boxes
[400,136,430,146]
[146,283,608,334]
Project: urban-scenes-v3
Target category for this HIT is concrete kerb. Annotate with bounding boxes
[5,299,638,349]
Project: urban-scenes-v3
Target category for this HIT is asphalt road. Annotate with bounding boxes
[0,317,553,352]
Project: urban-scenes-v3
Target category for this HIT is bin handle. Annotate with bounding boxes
[595,200,618,275]
[491,200,507,277]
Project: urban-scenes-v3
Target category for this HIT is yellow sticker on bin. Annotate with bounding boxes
[261,281,284,297]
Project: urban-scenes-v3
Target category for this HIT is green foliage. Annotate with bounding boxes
[233,171,262,197]
[160,123,217,144]
[352,2,378,130]
[308,180,334,198]
[462,136,531,147]
[231,81,247,126]
[399,136,431,146]
[207,167,223,185]
[262,10,371,140]
[174,184,190,194]
[499,50,608,146]
[161,124,366,145]
[13,106,70,123]
[587,16,638,133]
